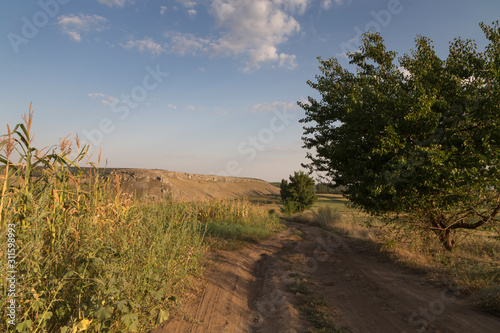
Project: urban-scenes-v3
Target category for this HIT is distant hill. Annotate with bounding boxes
[104,168,280,200]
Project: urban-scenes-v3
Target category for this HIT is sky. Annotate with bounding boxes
[1,0,499,181]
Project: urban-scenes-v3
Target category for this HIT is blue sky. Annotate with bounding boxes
[1,0,499,181]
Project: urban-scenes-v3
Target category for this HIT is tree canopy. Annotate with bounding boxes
[299,22,500,250]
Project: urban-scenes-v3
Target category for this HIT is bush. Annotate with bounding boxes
[280,171,318,213]
[282,200,299,214]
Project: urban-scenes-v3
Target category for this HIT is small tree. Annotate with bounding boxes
[280,171,318,213]
[299,22,500,250]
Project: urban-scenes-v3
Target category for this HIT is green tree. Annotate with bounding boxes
[299,22,500,250]
[280,171,318,213]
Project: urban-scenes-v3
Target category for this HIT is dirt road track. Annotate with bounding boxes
[153,222,500,333]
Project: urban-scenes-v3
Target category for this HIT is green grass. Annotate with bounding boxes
[202,215,284,250]
[206,222,273,242]
[312,194,351,212]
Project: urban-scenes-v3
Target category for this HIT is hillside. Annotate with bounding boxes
[104,168,280,200]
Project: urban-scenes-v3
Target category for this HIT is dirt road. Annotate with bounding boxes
[153,222,500,333]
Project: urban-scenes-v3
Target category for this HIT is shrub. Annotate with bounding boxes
[280,171,318,213]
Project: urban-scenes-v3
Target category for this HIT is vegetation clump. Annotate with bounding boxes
[280,171,318,213]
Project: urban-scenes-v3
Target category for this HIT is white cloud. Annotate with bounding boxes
[122,37,164,56]
[164,32,210,56]
[187,9,197,18]
[184,105,196,111]
[156,1,304,70]
[160,6,167,15]
[167,104,177,109]
[88,93,118,105]
[88,93,106,98]
[321,0,350,10]
[321,0,332,9]
[276,0,309,15]
[97,0,131,8]
[250,101,297,114]
[57,14,108,41]
[175,0,197,8]
[279,53,297,69]
[207,0,303,70]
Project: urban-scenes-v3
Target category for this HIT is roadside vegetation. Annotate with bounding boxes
[284,195,500,316]
[0,107,283,332]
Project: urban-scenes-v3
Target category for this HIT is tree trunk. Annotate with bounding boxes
[429,214,455,251]
[436,228,455,251]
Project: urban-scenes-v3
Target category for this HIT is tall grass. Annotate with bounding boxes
[0,106,281,332]
[185,199,284,250]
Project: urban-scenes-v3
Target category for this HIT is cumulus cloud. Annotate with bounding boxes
[122,37,164,56]
[208,0,302,69]
[57,14,108,41]
[160,6,167,15]
[88,93,118,105]
[120,0,305,70]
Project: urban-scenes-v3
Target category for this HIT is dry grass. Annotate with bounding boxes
[286,206,380,241]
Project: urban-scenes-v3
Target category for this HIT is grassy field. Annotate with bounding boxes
[0,111,284,332]
[313,194,350,211]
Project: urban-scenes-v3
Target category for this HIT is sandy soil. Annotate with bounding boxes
[152,222,500,333]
